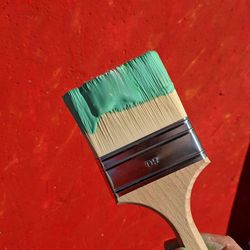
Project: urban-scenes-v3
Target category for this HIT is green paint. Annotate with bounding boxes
[63,51,175,134]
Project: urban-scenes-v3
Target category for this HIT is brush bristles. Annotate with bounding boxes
[64,51,188,157]
[88,90,186,157]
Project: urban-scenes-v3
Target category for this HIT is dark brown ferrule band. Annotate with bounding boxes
[99,118,206,197]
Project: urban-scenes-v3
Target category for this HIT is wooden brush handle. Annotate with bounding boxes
[118,158,210,250]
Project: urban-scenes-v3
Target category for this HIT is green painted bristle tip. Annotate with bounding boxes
[63,51,175,134]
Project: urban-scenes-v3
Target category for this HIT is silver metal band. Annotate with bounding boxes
[100,118,206,197]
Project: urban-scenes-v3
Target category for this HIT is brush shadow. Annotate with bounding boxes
[227,143,250,249]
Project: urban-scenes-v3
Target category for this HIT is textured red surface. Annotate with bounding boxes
[1,1,250,249]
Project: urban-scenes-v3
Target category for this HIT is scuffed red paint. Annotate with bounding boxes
[0,1,250,249]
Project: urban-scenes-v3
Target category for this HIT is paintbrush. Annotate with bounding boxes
[63,51,210,249]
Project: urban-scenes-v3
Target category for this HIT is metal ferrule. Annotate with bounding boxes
[99,118,206,197]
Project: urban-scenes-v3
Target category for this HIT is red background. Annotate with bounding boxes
[1,1,250,249]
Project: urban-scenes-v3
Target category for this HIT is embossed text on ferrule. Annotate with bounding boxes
[144,157,160,168]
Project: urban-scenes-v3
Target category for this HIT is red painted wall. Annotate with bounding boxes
[1,1,250,249]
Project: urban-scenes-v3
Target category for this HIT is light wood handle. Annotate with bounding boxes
[118,157,210,249]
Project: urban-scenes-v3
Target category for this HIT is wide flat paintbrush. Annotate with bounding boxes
[63,51,210,249]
